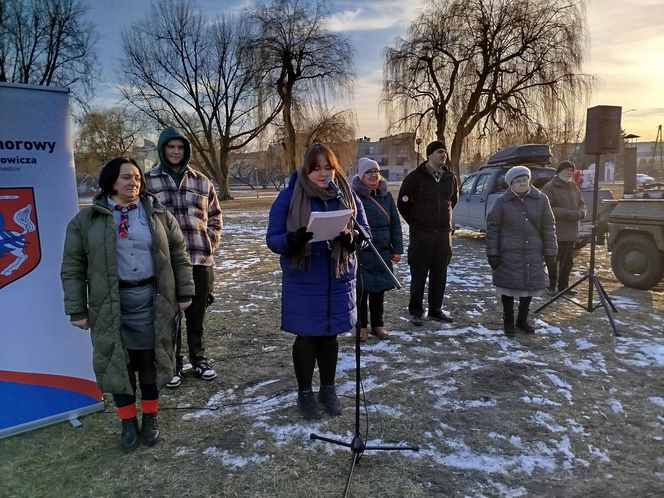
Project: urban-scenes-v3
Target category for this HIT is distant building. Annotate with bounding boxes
[354,133,421,181]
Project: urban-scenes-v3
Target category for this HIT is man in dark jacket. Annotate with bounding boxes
[397,141,458,325]
[146,127,223,387]
[541,160,587,295]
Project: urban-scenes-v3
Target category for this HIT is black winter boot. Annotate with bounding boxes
[318,384,342,416]
[501,295,515,335]
[297,388,322,420]
[120,417,139,452]
[516,297,535,334]
[142,413,160,446]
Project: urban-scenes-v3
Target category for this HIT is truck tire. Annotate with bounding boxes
[611,234,664,290]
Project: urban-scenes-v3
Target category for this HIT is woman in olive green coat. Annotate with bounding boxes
[61,157,194,451]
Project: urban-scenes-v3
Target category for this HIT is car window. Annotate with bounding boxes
[495,172,508,192]
[473,174,491,194]
[459,175,476,195]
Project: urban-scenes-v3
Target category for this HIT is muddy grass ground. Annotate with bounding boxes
[2,196,664,498]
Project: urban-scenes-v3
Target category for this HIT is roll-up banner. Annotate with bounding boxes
[0,82,103,439]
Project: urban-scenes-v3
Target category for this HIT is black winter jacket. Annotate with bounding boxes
[397,162,458,232]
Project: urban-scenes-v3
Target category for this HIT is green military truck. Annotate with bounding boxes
[607,198,664,290]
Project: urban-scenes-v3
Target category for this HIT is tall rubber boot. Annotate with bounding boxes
[516,297,535,334]
[501,295,515,335]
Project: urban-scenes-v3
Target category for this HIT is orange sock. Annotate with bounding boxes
[141,398,159,414]
[116,403,137,420]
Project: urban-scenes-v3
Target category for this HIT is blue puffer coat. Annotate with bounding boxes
[266,175,370,336]
[352,176,403,292]
[486,187,557,291]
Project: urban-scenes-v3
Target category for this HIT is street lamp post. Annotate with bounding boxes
[415,137,422,163]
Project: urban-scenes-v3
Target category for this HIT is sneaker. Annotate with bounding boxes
[318,385,342,416]
[562,289,577,296]
[192,362,217,380]
[298,389,322,420]
[546,287,557,296]
[166,370,183,388]
[409,314,424,326]
[428,311,454,323]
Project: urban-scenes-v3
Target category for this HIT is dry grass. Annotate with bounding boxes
[2,199,664,498]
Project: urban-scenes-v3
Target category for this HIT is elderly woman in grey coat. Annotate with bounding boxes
[486,166,557,335]
[61,157,194,451]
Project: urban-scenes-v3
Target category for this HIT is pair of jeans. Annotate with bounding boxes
[358,290,385,328]
[407,230,452,316]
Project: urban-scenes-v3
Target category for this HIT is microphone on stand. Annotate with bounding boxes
[326,178,345,200]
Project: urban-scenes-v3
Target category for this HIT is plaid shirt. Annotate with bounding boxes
[146,164,222,266]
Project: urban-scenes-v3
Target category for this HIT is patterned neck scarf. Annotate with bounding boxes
[115,203,137,238]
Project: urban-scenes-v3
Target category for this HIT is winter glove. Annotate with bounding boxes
[287,226,313,249]
[488,255,501,270]
[334,228,356,252]
[545,255,557,268]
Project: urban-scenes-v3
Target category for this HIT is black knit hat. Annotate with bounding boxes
[426,140,447,157]
[556,160,576,174]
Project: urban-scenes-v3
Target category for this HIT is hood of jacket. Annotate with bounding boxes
[157,127,191,169]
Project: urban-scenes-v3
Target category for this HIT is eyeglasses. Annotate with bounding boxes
[364,169,380,176]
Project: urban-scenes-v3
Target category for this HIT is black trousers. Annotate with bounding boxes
[549,241,575,291]
[113,349,158,407]
[292,335,339,391]
[358,290,385,328]
[407,230,452,316]
[175,264,213,369]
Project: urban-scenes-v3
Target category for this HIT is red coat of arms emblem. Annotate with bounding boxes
[0,187,41,289]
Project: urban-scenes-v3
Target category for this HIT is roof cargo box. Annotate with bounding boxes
[485,144,552,167]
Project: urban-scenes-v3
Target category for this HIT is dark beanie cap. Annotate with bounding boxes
[426,140,447,157]
[556,160,576,174]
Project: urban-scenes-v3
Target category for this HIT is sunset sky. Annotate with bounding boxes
[86,0,664,143]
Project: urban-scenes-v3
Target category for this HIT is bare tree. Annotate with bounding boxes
[75,106,152,162]
[120,0,281,199]
[0,0,97,102]
[248,0,354,171]
[383,0,593,177]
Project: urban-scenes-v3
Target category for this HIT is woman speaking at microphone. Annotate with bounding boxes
[266,143,370,420]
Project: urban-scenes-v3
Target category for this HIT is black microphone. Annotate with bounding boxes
[326,178,345,199]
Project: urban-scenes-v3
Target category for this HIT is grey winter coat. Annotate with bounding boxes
[352,177,403,292]
[61,194,194,395]
[541,175,586,242]
[486,187,557,291]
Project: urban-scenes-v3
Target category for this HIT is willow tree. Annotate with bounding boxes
[248,0,354,171]
[382,0,592,177]
[120,0,281,199]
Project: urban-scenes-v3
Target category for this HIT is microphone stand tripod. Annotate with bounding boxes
[310,180,419,497]
[535,152,619,336]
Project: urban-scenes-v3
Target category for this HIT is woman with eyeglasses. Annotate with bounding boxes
[351,158,403,341]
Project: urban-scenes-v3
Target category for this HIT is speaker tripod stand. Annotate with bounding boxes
[535,151,619,336]
[310,183,419,497]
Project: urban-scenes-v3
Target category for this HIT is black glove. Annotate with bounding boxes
[545,255,557,268]
[488,255,501,270]
[334,228,356,252]
[287,226,313,249]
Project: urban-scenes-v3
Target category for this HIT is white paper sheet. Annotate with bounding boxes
[306,209,352,242]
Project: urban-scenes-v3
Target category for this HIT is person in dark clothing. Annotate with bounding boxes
[541,160,587,295]
[352,158,403,340]
[397,140,458,326]
[486,166,557,335]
